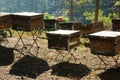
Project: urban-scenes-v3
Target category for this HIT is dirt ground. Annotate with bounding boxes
[0,36,120,80]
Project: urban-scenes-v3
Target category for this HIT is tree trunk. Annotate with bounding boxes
[70,0,73,21]
[118,6,120,18]
[94,0,99,24]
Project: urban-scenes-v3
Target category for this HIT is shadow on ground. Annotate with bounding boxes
[9,55,50,79]
[98,65,120,80]
[51,62,91,79]
[0,45,14,66]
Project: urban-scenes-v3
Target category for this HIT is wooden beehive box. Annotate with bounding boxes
[88,31,120,56]
[0,13,12,30]
[59,22,73,30]
[11,12,44,31]
[112,18,120,31]
[80,22,104,37]
[44,19,60,30]
[73,22,84,30]
[46,30,80,51]
[59,22,83,30]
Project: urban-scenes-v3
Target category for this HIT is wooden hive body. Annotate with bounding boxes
[112,18,120,31]
[80,22,104,37]
[11,12,44,31]
[44,19,60,30]
[46,30,80,51]
[89,31,120,56]
[59,22,83,30]
[0,13,12,30]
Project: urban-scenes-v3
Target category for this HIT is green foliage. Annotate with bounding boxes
[83,9,115,29]
[83,11,95,22]
[44,12,69,21]
[44,12,55,19]
[74,0,91,5]
[115,1,120,6]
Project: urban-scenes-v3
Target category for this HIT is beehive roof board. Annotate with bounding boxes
[0,13,10,16]
[47,30,79,35]
[46,30,80,37]
[89,31,120,38]
[11,12,43,16]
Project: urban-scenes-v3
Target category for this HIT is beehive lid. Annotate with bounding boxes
[0,12,10,17]
[47,30,80,35]
[89,31,120,37]
[11,12,43,16]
